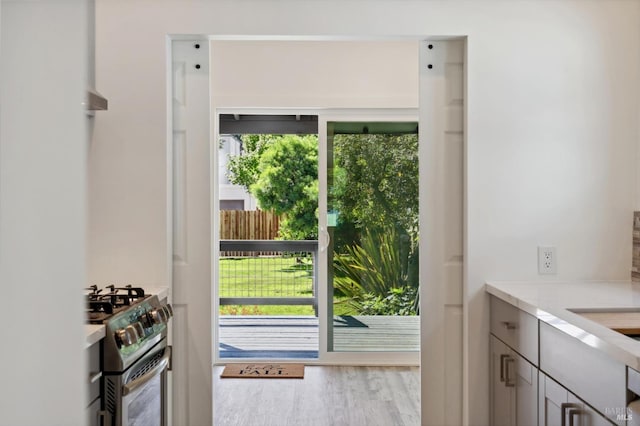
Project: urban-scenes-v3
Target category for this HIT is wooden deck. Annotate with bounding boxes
[218,315,419,358]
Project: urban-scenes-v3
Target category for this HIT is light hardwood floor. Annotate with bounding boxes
[213,365,420,426]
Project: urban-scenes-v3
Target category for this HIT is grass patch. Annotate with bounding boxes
[218,256,356,316]
[219,304,315,316]
[219,256,313,316]
[219,256,313,297]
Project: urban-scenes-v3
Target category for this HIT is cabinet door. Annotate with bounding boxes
[540,373,568,426]
[491,335,515,426]
[515,351,538,426]
[539,374,615,426]
[566,394,616,426]
[86,397,101,426]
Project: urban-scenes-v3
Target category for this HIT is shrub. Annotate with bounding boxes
[333,226,419,315]
[359,286,418,316]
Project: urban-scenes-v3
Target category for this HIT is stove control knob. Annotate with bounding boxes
[116,325,139,347]
[149,308,168,325]
[164,303,173,318]
[132,321,145,339]
[140,313,153,328]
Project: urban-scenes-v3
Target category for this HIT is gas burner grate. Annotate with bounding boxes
[85,284,150,323]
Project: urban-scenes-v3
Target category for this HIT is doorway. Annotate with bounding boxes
[170,38,465,425]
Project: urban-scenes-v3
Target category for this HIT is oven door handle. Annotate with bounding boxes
[122,346,171,396]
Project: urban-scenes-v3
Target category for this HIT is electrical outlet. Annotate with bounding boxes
[538,246,557,274]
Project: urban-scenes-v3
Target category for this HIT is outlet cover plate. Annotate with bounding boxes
[538,246,557,274]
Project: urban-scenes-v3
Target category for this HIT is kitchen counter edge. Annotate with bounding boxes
[486,280,640,371]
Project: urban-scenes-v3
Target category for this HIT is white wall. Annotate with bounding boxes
[93,1,640,424]
[0,1,88,425]
[211,40,418,108]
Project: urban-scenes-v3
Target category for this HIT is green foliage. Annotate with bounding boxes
[359,287,418,316]
[333,226,419,315]
[225,134,280,189]
[251,135,318,239]
[331,133,419,249]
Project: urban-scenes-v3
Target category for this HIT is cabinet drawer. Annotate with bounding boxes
[490,296,539,365]
[540,322,626,425]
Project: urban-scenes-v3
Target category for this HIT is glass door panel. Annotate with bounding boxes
[326,121,420,352]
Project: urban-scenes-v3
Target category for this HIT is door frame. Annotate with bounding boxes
[170,36,467,426]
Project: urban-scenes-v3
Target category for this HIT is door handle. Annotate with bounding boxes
[319,226,330,252]
[123,346,171,396]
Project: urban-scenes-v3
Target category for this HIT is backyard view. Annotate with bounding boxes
[218,121,419,356]
[219,129,419,317]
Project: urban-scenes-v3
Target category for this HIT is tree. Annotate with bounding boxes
[225,134,279,189]
[330,133,420,316]
[330,133,419,246]
[251,135,318,239]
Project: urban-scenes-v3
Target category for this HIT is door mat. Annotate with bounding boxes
[220,363,304,379]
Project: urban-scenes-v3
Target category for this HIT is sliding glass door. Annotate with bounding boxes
[319,114,420,362]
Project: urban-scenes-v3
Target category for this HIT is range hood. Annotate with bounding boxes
[86,88,108,111]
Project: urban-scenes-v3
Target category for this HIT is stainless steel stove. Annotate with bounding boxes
[86,285,172,426]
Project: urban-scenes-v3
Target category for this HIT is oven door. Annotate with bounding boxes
[119,344,171,426]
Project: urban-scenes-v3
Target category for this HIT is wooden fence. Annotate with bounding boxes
[219,210,281,256]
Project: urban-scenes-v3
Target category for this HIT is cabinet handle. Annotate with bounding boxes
[501,321,517,330]
[499,354,509,382]
[499,354,516,387]
[568,408,582,426]
[561,403,580,426]
[504,356,515,387]
[88,371,102,384]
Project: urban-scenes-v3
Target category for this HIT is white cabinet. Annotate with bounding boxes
[490,295,539,426]
[491,336,515,425]
[491,335,538,426]
[539,373,615,426]
[489,294,628,426]
[86,340,102,426]
[539,322,626,425]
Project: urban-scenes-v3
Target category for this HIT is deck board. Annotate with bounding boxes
[218,315,419,358]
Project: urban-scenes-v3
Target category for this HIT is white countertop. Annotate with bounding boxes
[486,280,640,370]
[84,286,170,347]
[147,286,170,301]
[85,324,105,348]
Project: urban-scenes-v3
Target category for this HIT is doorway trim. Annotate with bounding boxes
[169,36,468,426]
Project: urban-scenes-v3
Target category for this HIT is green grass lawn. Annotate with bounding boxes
[218,256,353,316]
